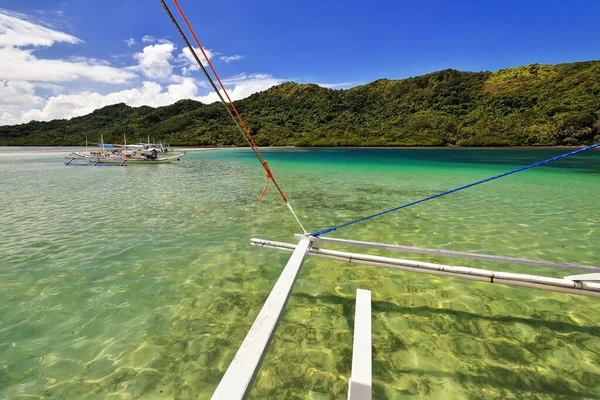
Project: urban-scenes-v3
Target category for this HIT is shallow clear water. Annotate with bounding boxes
[0,147,599,399]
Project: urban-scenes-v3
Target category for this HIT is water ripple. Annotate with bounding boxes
[0,148,599,399]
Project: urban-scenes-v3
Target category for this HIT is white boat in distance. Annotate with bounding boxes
[66,137,185,166]
[93,151,184,164]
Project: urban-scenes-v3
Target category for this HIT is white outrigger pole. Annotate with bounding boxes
[212,236,376,400]
[348,289,372,400]
[211,237,314,399]
[255,236,600,298]
[212,234,600,399]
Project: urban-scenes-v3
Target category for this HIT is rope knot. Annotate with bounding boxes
[262,161,274,178]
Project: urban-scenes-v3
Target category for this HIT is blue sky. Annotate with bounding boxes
[0,0,599,125]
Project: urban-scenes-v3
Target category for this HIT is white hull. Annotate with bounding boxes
[93,152,185,164]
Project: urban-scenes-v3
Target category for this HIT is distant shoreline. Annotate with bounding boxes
[177,145,600,150]
[0,145,598,151]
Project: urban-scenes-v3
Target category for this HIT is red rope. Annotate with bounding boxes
[257,173,269,203]
[172,0,288,203]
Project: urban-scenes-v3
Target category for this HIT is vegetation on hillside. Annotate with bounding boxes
[1,60,600,146]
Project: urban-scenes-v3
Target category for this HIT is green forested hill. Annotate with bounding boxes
[2,60,600,146]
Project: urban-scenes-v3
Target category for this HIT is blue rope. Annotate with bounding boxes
[311,143,600,237]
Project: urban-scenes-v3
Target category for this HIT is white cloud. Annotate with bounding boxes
[0,46,135,83]
[0,10,135,84]
[0,9,284,127]
[141,35,155,44]
[176,46,215,75]
[110,53,128,61]
[317,82,357,89]
[0,9,80,47]
[35,82,65,94]
[0,80,43,124]
[197,73,284,104]
[20,79,199,123]
[67,56,111,66]
[221,73,271,85]
[132,43,175,80]
[35,82,64,90]
[141,35,172,45]
[6,73,282,124]
[220,54,244,63]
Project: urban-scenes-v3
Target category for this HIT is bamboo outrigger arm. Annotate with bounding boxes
[213,235,598,399]
[211,237,314,399]
[297,235,600,273]
[252,238,600,298]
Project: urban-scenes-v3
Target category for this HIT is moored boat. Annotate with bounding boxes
[91,151,185,164]
[65,136,185,165]
[66,149,185,165]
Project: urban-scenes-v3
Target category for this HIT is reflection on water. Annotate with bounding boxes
[0,148,599,399]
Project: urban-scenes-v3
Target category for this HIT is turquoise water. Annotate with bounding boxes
[1,147,599,399]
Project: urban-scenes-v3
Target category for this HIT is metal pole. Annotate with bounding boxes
[252,238,600,298]
[348,289,372,400]
[297,234,600,273]
[212,237,314,399]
